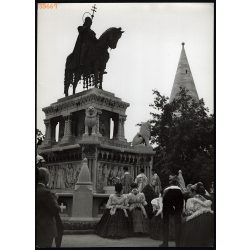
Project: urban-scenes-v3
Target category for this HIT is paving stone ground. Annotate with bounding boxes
[55,234,176,247]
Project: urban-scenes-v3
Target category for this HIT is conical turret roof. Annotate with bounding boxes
[169,43,199,103]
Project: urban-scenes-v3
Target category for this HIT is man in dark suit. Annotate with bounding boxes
[160,173,184,247]
[36,167,63,247]
[142,178,158,219]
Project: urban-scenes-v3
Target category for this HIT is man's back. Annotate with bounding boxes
[161,185,184,247]
[36,184,60,247]
[163,186,184,215]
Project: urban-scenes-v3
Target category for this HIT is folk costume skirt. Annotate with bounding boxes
[129,207,149,234]
[95,208,130,239]
[180,212,214,247]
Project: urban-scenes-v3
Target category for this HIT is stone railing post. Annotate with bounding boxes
[96,109,102,136]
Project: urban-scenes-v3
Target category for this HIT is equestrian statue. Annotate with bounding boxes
[64,6,124,96]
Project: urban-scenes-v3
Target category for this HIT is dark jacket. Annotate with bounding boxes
[142,184,158,219]
[163,186,184,218]
[36,183,61,247]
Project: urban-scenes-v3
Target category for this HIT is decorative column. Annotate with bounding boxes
[58,119,65,142]
[43,119,52,145]
[96,109,102,137]
[61,114,74,144]
[117,115,127,141]
[131,165,135,180]
[150,156,154,183]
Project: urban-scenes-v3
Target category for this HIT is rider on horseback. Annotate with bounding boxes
[72,17,97,69]
[64,14,124,96]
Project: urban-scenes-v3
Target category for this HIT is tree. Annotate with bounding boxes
[150,87,214,189]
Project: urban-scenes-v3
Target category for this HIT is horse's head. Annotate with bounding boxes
[99,27,124,49]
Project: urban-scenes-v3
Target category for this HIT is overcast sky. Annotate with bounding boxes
[37,3,214,142]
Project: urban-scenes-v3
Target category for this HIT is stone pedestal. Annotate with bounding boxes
[71,158,93,220]
[38,88,156,222]
[71,185,93,220]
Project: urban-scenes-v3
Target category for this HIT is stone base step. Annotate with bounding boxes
[64,229,95,235]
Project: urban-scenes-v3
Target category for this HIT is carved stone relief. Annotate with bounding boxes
[96,162,135,190]
[47,163,82,189]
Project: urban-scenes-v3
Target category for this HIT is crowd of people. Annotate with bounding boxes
[95,167,214,247]
[36,160,214,247]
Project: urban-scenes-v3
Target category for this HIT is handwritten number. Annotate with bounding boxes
[38,3,58,9]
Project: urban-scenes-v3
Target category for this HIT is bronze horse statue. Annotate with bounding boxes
[64,27,124,96]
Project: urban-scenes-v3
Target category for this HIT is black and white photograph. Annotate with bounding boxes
[36,2,214,248]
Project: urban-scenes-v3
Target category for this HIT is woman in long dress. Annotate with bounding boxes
[127,182,149,235]
[180,183,214,247]
[95,183,130,238]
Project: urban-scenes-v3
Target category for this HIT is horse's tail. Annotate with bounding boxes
[64,68,69,96]
[64,53,75,96]
[64,67,74,96]
[65,53,74,69]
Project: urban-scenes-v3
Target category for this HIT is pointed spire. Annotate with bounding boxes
[169,43,199,103]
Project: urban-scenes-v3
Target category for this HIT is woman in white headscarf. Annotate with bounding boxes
[96,183,130,238]
[127,182,149,235]
[180,183,214,247]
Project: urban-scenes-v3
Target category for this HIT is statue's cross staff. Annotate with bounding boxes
[82,5,97,23]
[91,4,97,20]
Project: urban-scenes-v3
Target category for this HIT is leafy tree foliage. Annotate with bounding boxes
[150,87,214,189]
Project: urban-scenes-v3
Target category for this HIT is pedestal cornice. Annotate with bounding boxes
[42,88,130,119]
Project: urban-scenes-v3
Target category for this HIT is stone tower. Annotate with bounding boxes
[169,43,199,103]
